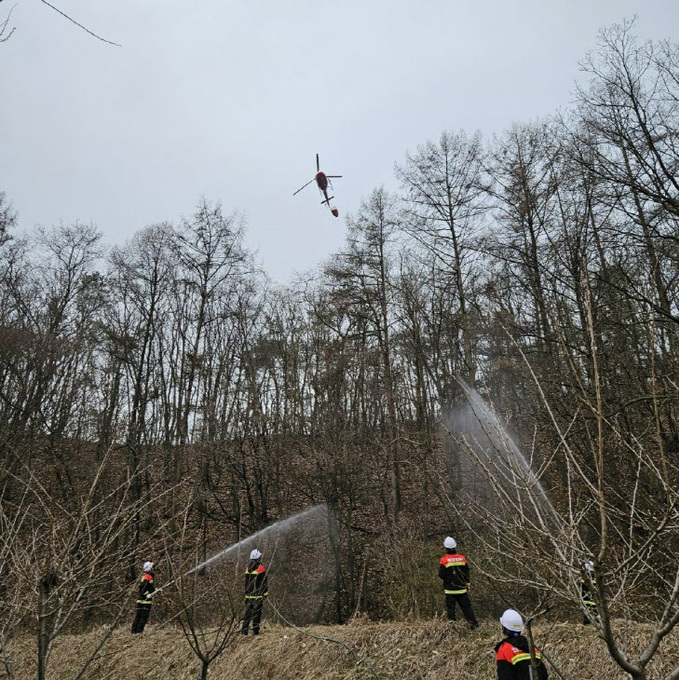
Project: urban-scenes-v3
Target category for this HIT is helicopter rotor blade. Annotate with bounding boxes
[316,154,320,172]
[326,175,342,178]
[293,178,315,196]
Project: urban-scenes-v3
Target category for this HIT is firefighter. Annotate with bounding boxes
[580,560,598,625]
[438,536,478,629]
[131,561,155,634]
[495,609,549,679]
[241,549,268,636]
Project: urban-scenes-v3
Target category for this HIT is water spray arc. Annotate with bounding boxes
[190,505,328,574]
[443,378,573,680]
[453,378,563,528]
[154,505,329,597]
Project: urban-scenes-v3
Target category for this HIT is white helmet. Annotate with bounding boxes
[249,549,262,560]
[443,536,457,549]
[584,560,594,572]
[500,609,524,632]
[143,561,154,572]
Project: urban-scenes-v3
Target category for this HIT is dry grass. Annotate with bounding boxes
[4,618,678,679]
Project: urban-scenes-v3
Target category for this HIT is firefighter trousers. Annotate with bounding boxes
[131,604,152,634]
[445,592,478,627]
[242,598,264,635]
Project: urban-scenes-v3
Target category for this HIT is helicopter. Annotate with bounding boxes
[293,154,342,217]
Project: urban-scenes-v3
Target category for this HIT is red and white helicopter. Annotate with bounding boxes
[293,154,342,217]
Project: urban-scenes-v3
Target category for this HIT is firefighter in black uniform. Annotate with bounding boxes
[241,549,268,636]
[580,560,598,625]
[131,561,155,634]
[438,536,478,628]
[495,609,548,679]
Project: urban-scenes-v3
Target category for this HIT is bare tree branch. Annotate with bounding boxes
[0,3,16,43]
[39,0,121,47]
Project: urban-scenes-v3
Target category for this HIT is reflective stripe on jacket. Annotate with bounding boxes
[495,637,548,679]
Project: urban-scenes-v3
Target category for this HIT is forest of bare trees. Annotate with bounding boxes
[1,22,679,680]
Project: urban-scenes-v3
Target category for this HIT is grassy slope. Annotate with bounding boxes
[6,619,679,679]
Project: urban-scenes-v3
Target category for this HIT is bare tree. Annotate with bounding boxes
[448,295,679,680]
[0,223,106,505]
[572,20,679,355]
[0,192,15,245]
[161,500,242,680]
[323,188,403,520]
[0,488,33,679]
[5,449,164,680]
[576,20,679,221]
[396,130,487,387]
[484,122,560,362]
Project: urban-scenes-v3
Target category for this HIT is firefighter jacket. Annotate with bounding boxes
[244,560,268,599]
[495,636,548,679]
[438,551,471,594]
[580,575,597,607]
[137,571,155,606]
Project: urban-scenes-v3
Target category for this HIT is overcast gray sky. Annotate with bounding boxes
[2,1,678,282]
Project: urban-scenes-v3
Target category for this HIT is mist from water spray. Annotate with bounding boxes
[448,379,562,526]
[446,380,592,632]
[184,505,329,576]
[156,504,334,626]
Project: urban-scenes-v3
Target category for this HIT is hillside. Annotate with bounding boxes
[6,618,679,679]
